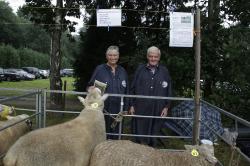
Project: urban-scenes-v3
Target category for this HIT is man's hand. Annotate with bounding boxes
[161,107,168,117]
[129,106,135,115]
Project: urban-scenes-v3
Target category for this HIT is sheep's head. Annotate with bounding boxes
[0,105,15,120]
[78,87,108,111]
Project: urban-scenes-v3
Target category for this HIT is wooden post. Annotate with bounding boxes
[193,8,201,145]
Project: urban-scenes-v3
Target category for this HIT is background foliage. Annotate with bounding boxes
[0,1,76,69]
[73,0,250,121]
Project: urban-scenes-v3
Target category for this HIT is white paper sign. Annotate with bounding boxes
[96,9,122,27]
[169,12,194,47]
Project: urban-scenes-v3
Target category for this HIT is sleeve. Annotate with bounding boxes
[129,65,143,107]
[165,69,172,109]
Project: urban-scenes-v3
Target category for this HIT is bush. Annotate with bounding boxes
[18,47,50,69]
[0,44,20,68]
[0,44,50,69]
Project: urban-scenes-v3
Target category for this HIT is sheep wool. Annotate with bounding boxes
[90,140,216,166]
[0,114,30,156]
[3,88,107,166]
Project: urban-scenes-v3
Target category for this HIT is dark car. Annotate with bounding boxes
[0,67,5,81]
[3,69,21,81]
[5,68,25,80]
[22,67,41,79]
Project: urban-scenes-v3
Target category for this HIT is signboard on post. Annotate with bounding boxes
[169,12,194,47]
[96,9,122,27]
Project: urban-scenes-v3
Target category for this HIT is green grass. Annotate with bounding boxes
[0,77,75,90]
[0,77,75,96]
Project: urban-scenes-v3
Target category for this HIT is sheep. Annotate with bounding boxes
[0,104,15,120]
[0,114,31,156]
[89,140,216,166]
[3,87,107,166]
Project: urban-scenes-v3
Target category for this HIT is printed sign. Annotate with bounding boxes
[169,12,194,47]
[97,9,122,27]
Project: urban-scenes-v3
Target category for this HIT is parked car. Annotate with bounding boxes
[16,69,35,80]
[60,68,74,77]
[0,67,5,82]
[3,69,21,81]
[22,67,41,79]
[39,69,49,79]
[4,68,33,81]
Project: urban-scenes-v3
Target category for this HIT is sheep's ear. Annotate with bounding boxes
[101,94,108,101]
[78,96,85,105]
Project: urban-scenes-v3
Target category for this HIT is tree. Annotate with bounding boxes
[0,1,23,47]
[222,0,250,26]
[21,0,84,106]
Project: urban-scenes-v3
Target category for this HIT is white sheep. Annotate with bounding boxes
[0,114,30,156]
[3,88,107,166]
[90,140,216,166]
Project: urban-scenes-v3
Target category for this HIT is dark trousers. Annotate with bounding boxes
[133,118,164,147]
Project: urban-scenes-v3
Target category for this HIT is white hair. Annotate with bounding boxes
[106,45,119,55]
[147,46,161,56]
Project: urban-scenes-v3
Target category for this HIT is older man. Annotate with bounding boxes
[129,46,172,146]
[88,45,129,139]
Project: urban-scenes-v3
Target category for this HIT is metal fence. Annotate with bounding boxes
[1,88,250,164]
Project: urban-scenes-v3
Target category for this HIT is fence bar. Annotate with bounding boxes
[35,91,42,129]
[118,97,124,140]
[106,133,192,139]
[45,109,81,114]
[12,108,36,112]
[104,113,193,120]
[201,100,250,128]
[236,147,250,163]
[39,90,42,128]
[0,91,39,102]
[44,89,193,101]
[0,88,37,92]
[44,89,87,95]
[43,90,47,128]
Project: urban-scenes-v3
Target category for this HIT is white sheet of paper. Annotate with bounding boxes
[169,12,194,47]
[96,9,122,27]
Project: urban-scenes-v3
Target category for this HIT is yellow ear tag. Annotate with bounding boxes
[91,103,99,109]
[191,149,199,157]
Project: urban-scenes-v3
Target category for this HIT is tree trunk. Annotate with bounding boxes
[204,0,220,98]
[50,0,63,107]
[208,0,220,31]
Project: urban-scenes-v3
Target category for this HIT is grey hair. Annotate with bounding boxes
[147,46,161,56]
[106,45,119,55]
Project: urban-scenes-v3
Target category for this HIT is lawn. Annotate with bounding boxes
[0,77,75,96]
[0,77,75,90]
